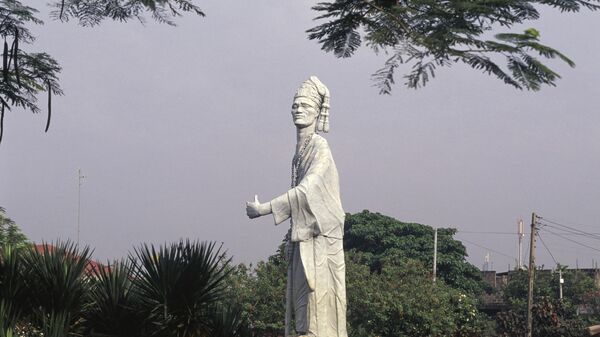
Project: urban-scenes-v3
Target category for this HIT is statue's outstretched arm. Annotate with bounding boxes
[246,195,273,219]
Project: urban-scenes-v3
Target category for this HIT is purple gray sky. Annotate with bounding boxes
[1,1,599,271]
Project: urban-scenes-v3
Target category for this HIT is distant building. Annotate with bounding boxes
[479,267,600,314]
[33,243,109,275]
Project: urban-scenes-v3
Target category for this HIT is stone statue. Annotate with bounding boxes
[246,76,347,337]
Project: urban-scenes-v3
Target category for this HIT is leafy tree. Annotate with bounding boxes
[226,243,287,336]
[0,0,204,143]
[346,251,487,337]
[345,210,485,295]
[498,267,598,337]
[0,207,28,248]
[231,211,490,336]
[497,297,588,337]
[307,0,598,93]
[503,268,597,311]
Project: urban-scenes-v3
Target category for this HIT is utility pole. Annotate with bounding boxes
[433,228,437,283]
[518,219,525,269]
[526,212,538,337]
[77,168,86,246]
[558,265,564,300]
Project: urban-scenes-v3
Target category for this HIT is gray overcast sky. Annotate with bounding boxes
[1,1,599,271]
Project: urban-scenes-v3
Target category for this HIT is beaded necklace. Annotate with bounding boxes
[291,133,314,187]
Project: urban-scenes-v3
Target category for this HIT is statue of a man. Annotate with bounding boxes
[246,76,347,337]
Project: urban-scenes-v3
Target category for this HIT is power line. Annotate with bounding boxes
[456,229,598,236]
[538,217,600,241]
[457,230,528,235]
[539,223,600,241]
[537,233,558,265]
[459,237,517,260]
[540,227,600,254]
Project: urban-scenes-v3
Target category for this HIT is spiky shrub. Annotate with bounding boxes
[22,241,91,337]
[85,260,144,337]
[0,245,27,334]
[208,302,252,337]
[131,240,231,337]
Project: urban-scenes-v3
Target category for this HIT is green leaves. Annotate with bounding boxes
[346,254,486,337]
[344,210,485,295]
[0,208,29,249]
[1,0,205,144]
[22,241,92,337]
[0,239,239,337]
[308,0,597,92]
[49,0,205,27]
[131,240,231,337]
[85,260,144,337]
[0,1,62,143]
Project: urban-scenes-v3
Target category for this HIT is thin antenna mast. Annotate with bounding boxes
[77,168,86,246]
[433,228,437,283]
[518,219,524,269]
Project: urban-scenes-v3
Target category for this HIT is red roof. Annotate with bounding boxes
[33,243,109,275]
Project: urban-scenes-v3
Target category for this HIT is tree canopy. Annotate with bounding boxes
[307,0,599,93]
[0,207,28,248]
[0,0,205,143]
[345,210,485,294]
[226,210,492,336]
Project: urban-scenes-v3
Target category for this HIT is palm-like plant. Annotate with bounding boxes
[208,302,252,337]
[131,240,231,337]
[84,260,144,337]
[22,241,91,337]
[0,245,27,334]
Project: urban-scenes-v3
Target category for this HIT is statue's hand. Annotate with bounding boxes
[246,195,263,219]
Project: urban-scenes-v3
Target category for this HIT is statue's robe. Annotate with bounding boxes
[270,134,347,337]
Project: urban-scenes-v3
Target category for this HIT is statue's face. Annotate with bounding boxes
[291,96,319,129]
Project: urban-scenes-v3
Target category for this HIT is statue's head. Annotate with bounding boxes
[291,76,330,133]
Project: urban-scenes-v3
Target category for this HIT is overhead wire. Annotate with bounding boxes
[539,227,600,254]
[537,224,600,239]
[538,217,600,241]
[537,232,558,265]
[456,229,599,237]
[458,237,517,260]
[457,231,522,235]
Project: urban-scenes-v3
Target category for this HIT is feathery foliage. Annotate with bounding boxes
[0,0,204,144]
[0,207,28,248]
[0,1,63,143]
[307,0,596,93]
[49,0,205,27]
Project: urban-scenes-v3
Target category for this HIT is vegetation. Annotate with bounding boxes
[0,0,205,143]
[307,0,599,93]
[345,210,485,295]
[226,211,491,337]
[2,0,599,142]
[0,239,247,337]
[345,253,486,337]
[0,207,28,248]
[1,209,599,336]
[497,267,599,336]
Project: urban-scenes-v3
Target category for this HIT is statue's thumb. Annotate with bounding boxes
[254,195,259,203]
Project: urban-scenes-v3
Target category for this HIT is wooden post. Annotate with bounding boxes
[526,212,537,337]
